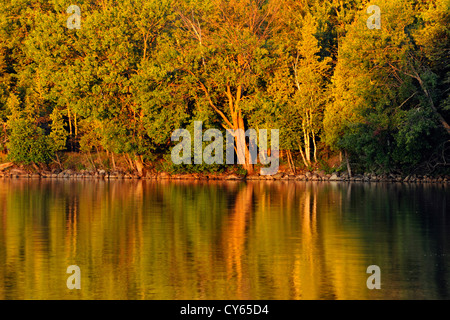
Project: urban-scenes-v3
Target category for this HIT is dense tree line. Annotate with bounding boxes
[0,0,449,175]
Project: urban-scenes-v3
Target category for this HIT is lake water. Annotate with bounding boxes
[0,179,449,300]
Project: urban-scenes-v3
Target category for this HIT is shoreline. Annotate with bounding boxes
[0,167,449,184]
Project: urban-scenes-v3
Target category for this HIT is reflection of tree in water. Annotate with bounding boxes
[245,182,368,299]
[0,180,449,299]
[221,182,254,298]
[64,189,78,261]
[341,182,450,299]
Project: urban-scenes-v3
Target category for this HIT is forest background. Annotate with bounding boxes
[0,0,449,176]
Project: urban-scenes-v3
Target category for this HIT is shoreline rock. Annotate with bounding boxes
[0,165,448,184]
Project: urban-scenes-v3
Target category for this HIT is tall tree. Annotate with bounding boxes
[324,0,448,172]
[266,6,331,168]
[172,0,279,173]
[292,14,331,166]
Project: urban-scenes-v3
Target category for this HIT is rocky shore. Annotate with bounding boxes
[0,165,449,184]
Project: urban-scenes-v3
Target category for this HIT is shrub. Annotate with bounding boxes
[7,117,53,165]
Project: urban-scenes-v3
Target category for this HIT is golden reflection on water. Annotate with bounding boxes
[0,179,449,300]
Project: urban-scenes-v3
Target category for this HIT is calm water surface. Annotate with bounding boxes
[0,179,449,300]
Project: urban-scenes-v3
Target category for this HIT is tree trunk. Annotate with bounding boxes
[95,146,102,165]
[345,150,352,178]
[67,107,73,136]
[55,153,63,170]
[397,65,450,135]
[416,76,450,135]
[0,162,13,171]
[305,138,311,164]
[287,149,296,174]
[126,153,135,171]
[312,132,318,163]
[302,118,311,165]
[74,112,78,140]
[233,112,253,174]
[111,153,116,171]
[67,107,73,151]
[87,152,96,170]
[298,142,309,167]
[135,155,144,177]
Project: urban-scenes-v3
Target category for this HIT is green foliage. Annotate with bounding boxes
[78,119,102,153]
[339,106,440,172]
[49,108,68,153]
[393,107,439,167]
[235,166,248,176]
[317,158,335,174]
[325,0,449,173]
[0,0,448,174]
[159,153,225,174]
[7,117,53,165]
